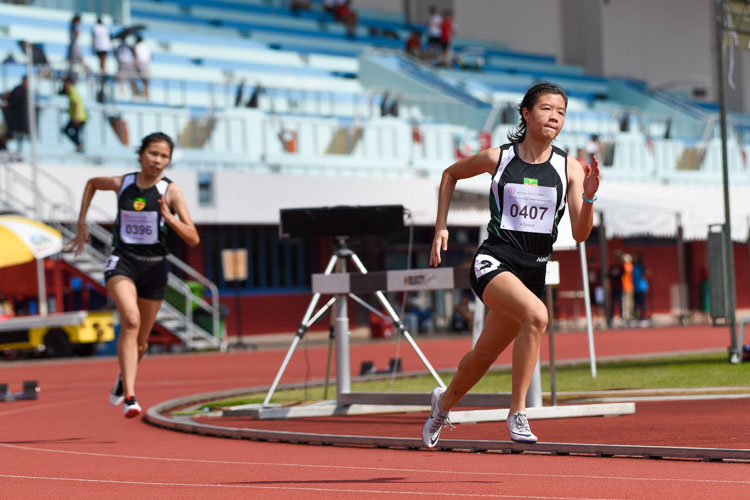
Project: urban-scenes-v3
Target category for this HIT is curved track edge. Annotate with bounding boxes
[144,388,750,463]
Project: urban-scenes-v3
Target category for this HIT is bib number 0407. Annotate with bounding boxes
[508,204,548,220]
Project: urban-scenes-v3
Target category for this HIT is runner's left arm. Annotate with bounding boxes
[567,155,599,242]
[161,183,200,247]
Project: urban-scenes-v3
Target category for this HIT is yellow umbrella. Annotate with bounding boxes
[0,215,63,315]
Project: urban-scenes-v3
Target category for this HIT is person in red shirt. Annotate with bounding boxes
[440,9,455,66]
[404,30,424,59]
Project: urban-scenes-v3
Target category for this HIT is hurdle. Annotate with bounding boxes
[238,265,634,422]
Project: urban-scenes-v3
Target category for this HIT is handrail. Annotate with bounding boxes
[166,254,221,342]
[362,48,490,108]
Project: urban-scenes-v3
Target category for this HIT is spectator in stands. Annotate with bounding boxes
[404,29,424,59]
[451,292,475,332]
[0,76,29,151]
[0,291,13,319]
[405,292,433,334]
[425,6,443,62]
[289,0,311,14]
[134,36,152,102]
[664,117,672,139]
[379,91,399,117]
[246,83,264,108]
[65,132,200,419]
[606,250,624,328]
[632,252,649,325]
[61,75,87,153]
[585,134,601,162]
[234,79,245,107]
[322,0,336,15]
[333,0,359,38]
[621,252,634,322]
[423,82,599,447]
[92,17,112,77]
[588,256,604,319]
[67,14,90,77]
[115,38,138,98]
[576,147,587,165]
[439,9,455,67]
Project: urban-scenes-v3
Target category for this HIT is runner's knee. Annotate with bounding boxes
[119,310,141,331]
[525,304,548,334]
[137,341,148,356]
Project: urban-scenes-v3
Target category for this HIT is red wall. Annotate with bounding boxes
[220,292,358,336]
[554,239,750,317]
[0,261,39,298]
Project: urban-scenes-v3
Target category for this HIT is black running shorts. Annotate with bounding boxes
[469,236,548,302]
[104,250,168,301]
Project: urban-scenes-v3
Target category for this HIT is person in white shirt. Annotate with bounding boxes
[92,18,112,76]
[426,6,443,61]
[133,36,151,101]
[115,40,137,98]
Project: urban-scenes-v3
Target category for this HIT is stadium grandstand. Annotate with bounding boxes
[3,0,750,351]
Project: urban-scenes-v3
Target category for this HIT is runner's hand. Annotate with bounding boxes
[430,229,448,267]
[64,222,89,256]
[158,195,173,224]
[583,155,600,199]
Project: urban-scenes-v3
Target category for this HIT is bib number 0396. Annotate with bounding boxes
[125,224,153,235]
[120,210,159,244]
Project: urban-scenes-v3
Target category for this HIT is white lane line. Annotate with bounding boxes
[0,474,616,499]
[1,442,748,485]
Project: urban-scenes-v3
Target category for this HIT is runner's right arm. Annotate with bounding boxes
[430,148,500,267]
[66,176,122,255]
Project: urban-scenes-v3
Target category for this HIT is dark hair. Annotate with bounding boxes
[138,132,174,158]
[507,82,568,143]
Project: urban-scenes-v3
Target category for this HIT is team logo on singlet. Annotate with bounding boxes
[524,177,538,186]
[474,254,501,279]
[133,197,146,211]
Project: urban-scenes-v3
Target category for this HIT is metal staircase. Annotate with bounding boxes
[0,155,225,351]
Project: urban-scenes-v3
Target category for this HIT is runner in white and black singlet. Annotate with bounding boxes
[422,82,600,447]
[66,132,200,419]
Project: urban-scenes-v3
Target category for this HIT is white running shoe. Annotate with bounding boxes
[109,372,124,406]
[421,387,454,448]
[123,396,142,419]
[506,412,537,443]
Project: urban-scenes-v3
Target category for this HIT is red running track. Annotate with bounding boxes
[1,325,749,499]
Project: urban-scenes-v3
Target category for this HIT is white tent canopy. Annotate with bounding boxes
[595,182,750,241]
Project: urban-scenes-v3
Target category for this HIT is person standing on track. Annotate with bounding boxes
[422,82,600,446]
[66,132,200,418]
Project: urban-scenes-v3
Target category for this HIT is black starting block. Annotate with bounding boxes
[359,358,403,376]
[0,380,39,402]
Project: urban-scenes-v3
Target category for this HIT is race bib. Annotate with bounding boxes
[120,210,158,244]
[104,255,120,272]
[500,183,557,234]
